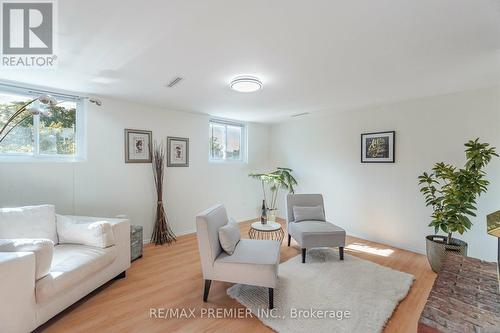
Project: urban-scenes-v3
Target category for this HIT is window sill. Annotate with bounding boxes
[209,158,248,164]
[0,155,86,163]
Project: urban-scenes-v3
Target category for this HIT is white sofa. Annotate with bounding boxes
[0,205,131,333]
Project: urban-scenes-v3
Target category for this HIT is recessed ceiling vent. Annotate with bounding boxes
[166,77,183,88]
[291,112,309,118]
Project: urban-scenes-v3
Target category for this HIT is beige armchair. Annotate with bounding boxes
[286,194,346,263]
[196,204,280,309]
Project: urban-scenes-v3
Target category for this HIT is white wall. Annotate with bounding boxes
[270,87,500,261]
[1,87,498,259]
[0,98,271,240]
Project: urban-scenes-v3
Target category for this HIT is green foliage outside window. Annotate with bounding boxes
[0,99,77,155]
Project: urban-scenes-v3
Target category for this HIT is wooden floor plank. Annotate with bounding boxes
[37,219,436,333]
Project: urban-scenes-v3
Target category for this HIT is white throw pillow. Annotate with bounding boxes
[0,205,58,244]
[218,222,240,255]
[0,238,54,280]
[293,205,325,222]
[56,215,115,248]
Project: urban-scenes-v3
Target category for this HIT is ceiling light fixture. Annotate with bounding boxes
[230,76,262,93]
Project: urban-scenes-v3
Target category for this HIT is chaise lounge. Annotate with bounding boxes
[286,194,346,263]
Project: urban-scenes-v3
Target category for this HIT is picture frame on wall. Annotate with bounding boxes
[361,131,395,163]
[167,136,189,167]
[124,129,152,163]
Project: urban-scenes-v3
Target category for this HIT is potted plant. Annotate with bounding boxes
[249,167,298,222]
[418,138,498,272]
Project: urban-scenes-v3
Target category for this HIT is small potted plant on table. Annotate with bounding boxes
[418,138,497,272]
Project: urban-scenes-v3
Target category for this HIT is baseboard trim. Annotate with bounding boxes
[142,229,195,244]
[142,218,262,243]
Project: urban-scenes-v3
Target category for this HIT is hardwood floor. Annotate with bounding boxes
[38,219,436,333]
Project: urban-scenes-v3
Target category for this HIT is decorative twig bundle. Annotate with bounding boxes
[151,140,176,245]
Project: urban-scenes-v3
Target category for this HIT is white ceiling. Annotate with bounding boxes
[1,0,499,123]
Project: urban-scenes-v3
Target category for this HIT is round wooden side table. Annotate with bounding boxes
[248,221,285,244]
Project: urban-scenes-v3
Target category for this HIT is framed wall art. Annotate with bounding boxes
[361,131,395,163]
[124,129,152,163]
[167,136,189,167]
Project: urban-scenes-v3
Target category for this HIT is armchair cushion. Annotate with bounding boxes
[215,239,280,288]
[289,221,346,248]
[292,205,325,222]
[0,238,53,280]
[56,215,115,248]
[218,223,240,255]
[0,205,58,244]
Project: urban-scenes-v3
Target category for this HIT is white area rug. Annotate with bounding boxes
[227,248,414,333]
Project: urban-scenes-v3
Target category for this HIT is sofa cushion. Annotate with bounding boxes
[218,223,240,255]
[35,244,117,303]
[214,239,280,288]
[0,238,53,280]
[289,221,346,248]
[292,205,325,222]
[56,215,115,248]
[0,205,58,244]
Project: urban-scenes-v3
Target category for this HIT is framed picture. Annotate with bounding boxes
[167,137,189,167]
[124,129,152,163]
[361,131,395,163]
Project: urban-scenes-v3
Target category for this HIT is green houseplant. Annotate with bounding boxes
[249,167,298,222]
[418,138,498,272]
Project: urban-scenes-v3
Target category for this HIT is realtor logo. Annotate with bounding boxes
[1,0,56,67]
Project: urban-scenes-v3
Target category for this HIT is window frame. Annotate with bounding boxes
[0,85,86,162]
[209,118,247,163]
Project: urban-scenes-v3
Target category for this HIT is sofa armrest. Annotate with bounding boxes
[0,239,53,280]
[105,217,131,272]
[0,252,36,333]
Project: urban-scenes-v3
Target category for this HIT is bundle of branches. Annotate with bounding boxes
[151,140,176,245]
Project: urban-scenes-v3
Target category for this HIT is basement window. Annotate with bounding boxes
[0,85,85,161]
[209,119,247,163]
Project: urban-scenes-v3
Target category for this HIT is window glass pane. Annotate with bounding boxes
[0,92,34,154]
[210,123,226,159]
[39,100,77,156]
[209,120,245,162]
[226,125,241,160]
